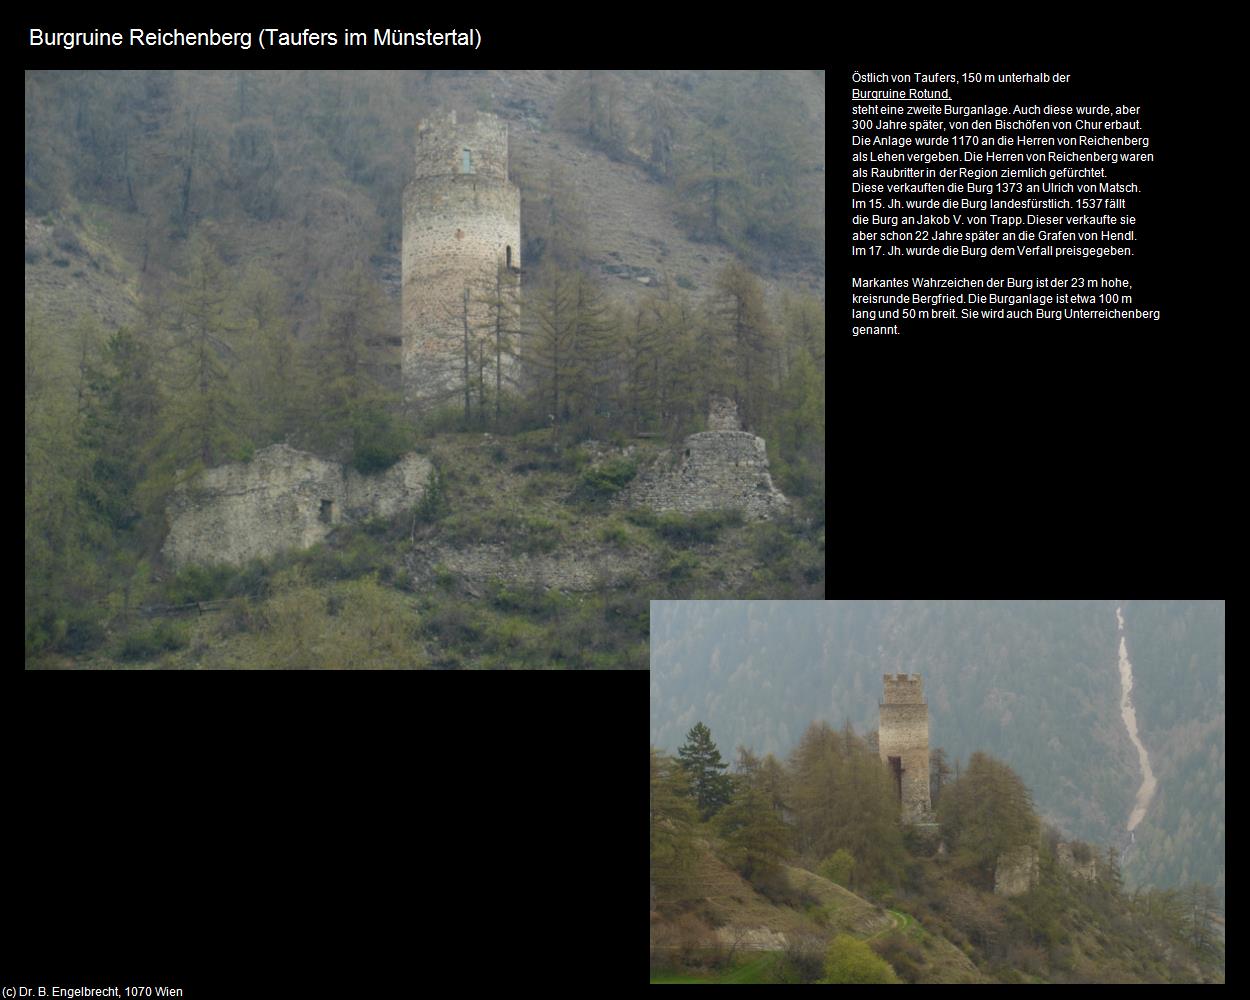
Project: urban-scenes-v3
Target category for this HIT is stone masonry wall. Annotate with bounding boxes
[1056,842,1098,882]
[162,444,432,569]
[878,673,931,822]
[995,845,1040,897]
[706,395,741,431]
[614,430,789,520]
[403,110,520,405]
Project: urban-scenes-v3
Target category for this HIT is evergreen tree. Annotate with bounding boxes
[674,115,745,246]
[519,262,619,439]
[303,263,406,470]
[676,721,733,820]
[163,233,245,469]
[718,774,792,879]
[712,262,775,432]
[936,751,1039,885]
[1101,843,1124,894]
[79,328,162,537]
[562,271,619,437]
[25,313,106,656]
[234,264,302,446]
[786,720,905,889]
[650,747,701,898]
[471,262,522,425]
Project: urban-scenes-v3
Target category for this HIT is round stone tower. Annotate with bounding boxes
[402,110,521,405]
[878,673,932,823]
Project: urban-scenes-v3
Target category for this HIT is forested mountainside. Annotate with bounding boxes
[25,70,824,339]
[1117,601,1225,896]
[649,601,1224,900]
[25,70,825,667]
[650,724,1224,984]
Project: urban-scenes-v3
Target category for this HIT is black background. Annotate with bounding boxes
[19,14,1225,993]
[837,32,1224,595]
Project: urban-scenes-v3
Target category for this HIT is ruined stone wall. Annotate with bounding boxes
[706,395,741,432]
[878,673,931,822]
[994,845,1040,897]
[162,444,432,569]
[1056,842,1098,882]
[403,110,520,404]
[615,431,789,520]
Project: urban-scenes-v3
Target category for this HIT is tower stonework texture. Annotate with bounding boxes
[402,110,520,405]
[878,673,932,823]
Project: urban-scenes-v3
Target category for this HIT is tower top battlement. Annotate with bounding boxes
[882,673,926,704]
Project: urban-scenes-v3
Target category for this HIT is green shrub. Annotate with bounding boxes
[509,514,562,554]
[598,520,631,547]
[165,563,239,604]
[625,507,659,529]
[573,458,637,501]
[296,530,387,583]
[654,509,742,546]
[422,599,483,645]
[602,589,648,633]
[869,933,925,984]
[818,848,856,887]
[412,469,447,525]
[28,603,108,657]
[820,934,901,984]
[60,609,108,654]
[350,405,413,474]
[560,446,590,473]
[117,620,189,661]
[487,581,567,619]
[661,550,700,582]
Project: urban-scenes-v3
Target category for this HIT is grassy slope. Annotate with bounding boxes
[35,427,818,669]
[653,837,1223,984]
[653,835,989,985]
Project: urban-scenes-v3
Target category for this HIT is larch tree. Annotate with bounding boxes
[650,747,701,898]
[163,233,245,471]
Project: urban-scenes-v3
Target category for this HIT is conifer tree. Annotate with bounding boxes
[162,233,245,470]
[676,721,733,820]
[936,751,1039,884]
[234,264,302,446]
[650,747,701,898]
[718,774,792,879]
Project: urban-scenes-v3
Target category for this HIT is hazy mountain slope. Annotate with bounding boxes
[1118,601,1225,896]
[649,600,1224,897]
[25,69,825,343]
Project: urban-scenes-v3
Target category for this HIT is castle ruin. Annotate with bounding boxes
[994,845,1040,897]
[615,396,790,520]
[879,673,932,823]
[1056,841,1098,882]
[402,110,520,406]
[162,444,432,569]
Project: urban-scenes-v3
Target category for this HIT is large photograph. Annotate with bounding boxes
[649,600,1224,983]
[24,70,826,668]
